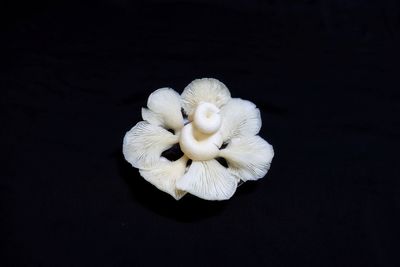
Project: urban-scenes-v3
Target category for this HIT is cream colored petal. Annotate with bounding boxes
[220,98,262,141]
[219,136,274,182]
[123,121,178,169]
[141,108,163,127]
[176,160,238,201]
[146,88,184,131]
[139,156,188,200]
[181,78,231,117]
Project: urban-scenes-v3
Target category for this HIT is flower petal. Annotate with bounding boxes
[181,78,231,117]
[123,121,178,169]
[145,88,184,131]
[220,98,262,141]
[141,108,163,127]
[219,136,274,181]
[176,160,238,200]
[139,156,188,200]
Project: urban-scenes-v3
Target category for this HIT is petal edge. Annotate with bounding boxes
[176,160,238,200]
[219,136,274,181]
[181,78,231,117]
[146,88,184,131]
[123,121,178,169]
[220,98,262,141]
[139,156,188,200]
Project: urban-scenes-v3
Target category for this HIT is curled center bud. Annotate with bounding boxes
[193,102,222,134]
[179,102,223,161]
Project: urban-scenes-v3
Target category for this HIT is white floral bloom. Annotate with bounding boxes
[123,78,274,201]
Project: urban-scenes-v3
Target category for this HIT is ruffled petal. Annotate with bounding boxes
[176,160,238,200]
[141,108,162,127]
[220,98,262,142]
[181,78,231,117]
[219,136,274,182]
[123,121,178,169]
[144,88,184,131]
[139,156,188,200]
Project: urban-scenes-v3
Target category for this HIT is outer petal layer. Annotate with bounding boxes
[219,136,274,181]
[143,88,184,131]
[139,156,188,200]
[123,121,178,169]
[181,78,231,117]
[176,160,238,201]
[220,98,262,142]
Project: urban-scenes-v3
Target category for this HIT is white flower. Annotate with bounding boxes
[123,78,274,201]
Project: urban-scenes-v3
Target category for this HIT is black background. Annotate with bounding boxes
[1,0,400,266]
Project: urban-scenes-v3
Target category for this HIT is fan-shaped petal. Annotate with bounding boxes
[141,108,162,127]
[220,98,262,142]
[139,156,188,200]
[176,159,238,200]
[181,78,231,117]
[123,121,178,169]
[143,88,184,131]
[219,136,274,181]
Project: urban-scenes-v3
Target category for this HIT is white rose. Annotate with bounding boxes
[123,78,274,200]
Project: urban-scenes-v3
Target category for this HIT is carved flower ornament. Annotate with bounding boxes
[123,78,274,200]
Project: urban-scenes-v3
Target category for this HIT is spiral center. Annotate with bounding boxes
[179,102,223,161]
[193,102,222,135]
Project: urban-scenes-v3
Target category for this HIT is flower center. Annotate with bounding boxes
[179,102,223,161]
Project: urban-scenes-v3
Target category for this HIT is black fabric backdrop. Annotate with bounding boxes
[1,0,399,266]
